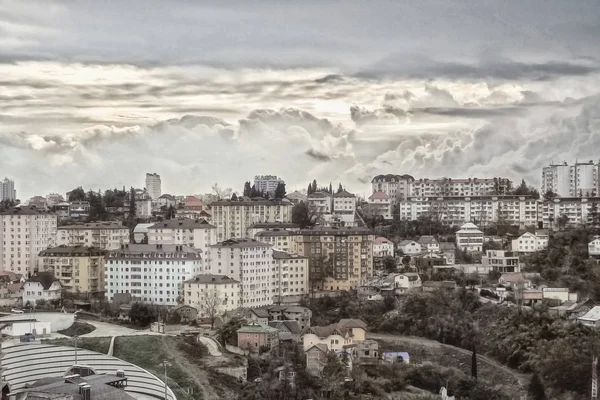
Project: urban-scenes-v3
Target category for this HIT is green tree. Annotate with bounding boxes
[68,187,86,201]
[292,202,318,228]
[166,205,176,219]
[337,183,343,193]
[231,193,238,201]
[128,302,158,327]
[383,256,397,273]
[274,182,286,199]
[307,183,313,195]
[243,181,252,197]
[127,187,137,240]
[471,347,477,379]
[217,318,246,346]
[311,179,317,193]
[527,373,547,400]
[556,214,569,230]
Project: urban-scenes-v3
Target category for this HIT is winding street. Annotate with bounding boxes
[368,333,530,400]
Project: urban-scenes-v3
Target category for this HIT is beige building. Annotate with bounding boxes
[183,274,240,316]
[147,218,217,261]
[332,190,356,214]
[211,198,293,241]
[272,250,309,300]
[255,229,294,252]
[371,174,414,202]
[39,246,106,295]
[293,226,374,292]
[0,206,57,275]
[57,222,130,250]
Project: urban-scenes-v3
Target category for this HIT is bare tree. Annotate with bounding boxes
[211,183,233,201]
[200,286,223,329]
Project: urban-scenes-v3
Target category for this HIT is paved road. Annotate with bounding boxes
[197,336,222,356]
[79,320,162,338]
[369,333,529,400]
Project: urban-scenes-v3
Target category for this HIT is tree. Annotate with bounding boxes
[217,317,246,346]
[200,286,223,329]
[231,193,238,201]
[337,183,343,193]
[68,187,86,201]
[307,183,313,195]
[328,183,333,194]
[243,181,252,197]
[382,256,397,273]
[527,373,547,400]
[590,202,600,227]
[247,357,262,382]
[471,347,477,379]
[127,187,137,241]
[556,214,569,230]
[544,190,556,200]
[129,302,158,327]
[274,182,286,199]
[250,184,259,198]
[311,179,317,193]
[292,202,318,228]
[166,205,176,219]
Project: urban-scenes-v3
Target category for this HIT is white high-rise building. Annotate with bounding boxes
[542,161,599,197]
[0,206,57,275]
[208,239,273,308]
[0,178,16,202]
[253,175,284,195]
[104,244,202,305]
[147,219,217,263]
[145,173,161,200]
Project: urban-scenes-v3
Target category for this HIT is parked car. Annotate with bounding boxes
[20,333,36,343]
[11,309,24,314]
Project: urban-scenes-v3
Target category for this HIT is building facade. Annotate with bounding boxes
[332,190,356,214]
[0,206,57,275]
[0,178,16,202]
[542,161,599,197]
[482,250,520,273]
[455,222,484,252]
[371,174,414,202]
[57,222,130,250]
[254,229,294,252]
[254,175,285,195]
[145,173,162,200]
[147,219,217,260]
[540,197,600,228]
[511,231,549,253]
[208,239,274,308]
[272,250,309,300]
[373,237,394,258]
[367,191,392,220]
[183,274,241,316]
[38,246,106,294]
[307,192,332,214]
[292,226,374,292]
[211,198,293,241]
[104,244,202,305]
[410,177,511,197]
[22,272,62,306]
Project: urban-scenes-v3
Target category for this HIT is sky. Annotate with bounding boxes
[1,0,600,199]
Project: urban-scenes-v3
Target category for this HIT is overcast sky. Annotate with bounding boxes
[1,0,600,198]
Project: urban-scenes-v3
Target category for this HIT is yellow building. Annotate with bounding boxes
[292,226,374,292]
[38,246,106,295]
[183,274,241,317]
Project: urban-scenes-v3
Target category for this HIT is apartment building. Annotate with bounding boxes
[254,229,294,252]
[254,175,285,195]
[155,194,177,209]
[399,195,538,228]
[542,161,598,197]
[307,192,331,214]
[57,222,130,250]
[411,177,511,197]
[540,197,600,228]
[211,197,293,241]
[208,239,274,307]
[332,190,356,214]
[28,196,47,209]
[183,274,241,315]
[482,250,520,273]
[455,222,484,252]
[45,193,64,207]
[0,206,57,275]
[373,237,394,257]
[38,246,106,295]
[104,244,202,305]
[0,178,16,202]
[145,173,162,200]
[292,226,374,292]
[147,218,217,260]
[367,191,392,220]
[247,222,300,238]
[371,174,414,202]
[272,250,309,300]
[511,231,549,253]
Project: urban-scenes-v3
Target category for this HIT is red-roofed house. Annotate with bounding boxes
[183,196,205,211]
[368,191,392,220]
[373,237,394,257]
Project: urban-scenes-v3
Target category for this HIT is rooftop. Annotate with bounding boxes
[272,249,308,260]
[296,226,372,235]
[211,238,272,249]
[108,244,201,256]
[212,198,292,206]
[0,206,55,216]
[332,189,355,198]
[371,174,414,183]
[40,246,107,257]
[183,274,239,285]
[579,306,600,322]
[58,222,127,230]
[374,236,393,245]
[417,236,438,245]
[26,272,60,290]
[17,373,133,400]
[148,218,216,230]
[249,222,300,229]
[368,191,389,200]
[255,229,292,237]
[237,321,279,334]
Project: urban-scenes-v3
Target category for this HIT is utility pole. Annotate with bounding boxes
[158,360,172,400]
[73,335,79,365]
[592,356,598,399]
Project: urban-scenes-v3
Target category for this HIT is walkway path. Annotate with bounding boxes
[197,336,222,356]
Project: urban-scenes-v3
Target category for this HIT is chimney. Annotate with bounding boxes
[116,369,125,378]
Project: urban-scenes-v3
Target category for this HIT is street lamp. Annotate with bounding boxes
[158,360,172,400]
[73,335,79,365]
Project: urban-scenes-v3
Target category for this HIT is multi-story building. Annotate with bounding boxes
[211,197,293,241]
[371,174,414,202]
[255,229,293,252]
[307,192,331,214]
[542,161,599,197]
[208,239,273,307]
[147,219,217,261]
[45,193,65,207]
[68,201,90,220]
[589,236,600,259]
[154,194,177,210]
[482,250,520,273]
[183,274,241,315]
[399,195,538,228]
[183,196,205,211]
[285,191,307,204]
[511,231,549,253]
[57,222,130,250]
[0,178,16,202]
[104,244,202,305]
[272,250,309,300]
[540,197,600,228]
[367,191,392,220]
[130,189,153,218]
[411,177,511,197]
[0,206,57,275]
[38,246,106,295]
[332,190,356,214]
[28,196,47,209]
[373,237,394,258]
[254,175,285,195]
[292,226,374,292]
[455,222,484,252]
[145,173,162,200]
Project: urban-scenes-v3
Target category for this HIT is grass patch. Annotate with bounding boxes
[43,337,111,354]
[57,321,96,337]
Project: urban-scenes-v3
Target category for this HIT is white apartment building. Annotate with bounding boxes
[332,190,356,214]
[540,197,600,228]
[211,198,293,241]
[147,219,217,261]
[542,161,599,197]
[399,195,539,228]
[307,192,331,214]
[0,178,16,202]
[57,222,130,250]
[208,239,273,308]
[373,237,394,257]
[371,174,414,202]
[367,191,392,220]
[254,229,293,252]
[589,237,600,259]
[272,250,309,300]
[511,231,549,253]
[455,222,484,252]
[254,175,285,195]
[145,173,162,200]
[104,244,202,305]
[411,177,512,197]
[183,274,241,315]
[0,206,57,275]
